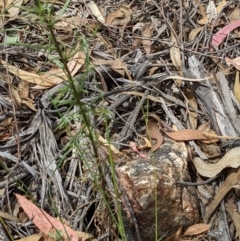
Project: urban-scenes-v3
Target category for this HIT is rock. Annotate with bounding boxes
[117,141,199,240]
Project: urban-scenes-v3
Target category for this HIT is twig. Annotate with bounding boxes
[117,90,149,144]
[176,175,220,186]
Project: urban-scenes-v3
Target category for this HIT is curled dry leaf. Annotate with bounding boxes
[193,147,240,178]
[204,168,240,222]
[188,26,203,41]
[142,22,152,54]
[106,5,131,26]
[98,135,120,155]
[183,223,210,236]
[197,0,208,24]
[146,120,163,151]
[137,135,152,150]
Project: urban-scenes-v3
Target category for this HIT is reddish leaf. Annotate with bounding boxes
[15,194,78,241]
[129,141,148,158]
[210,19,240,48]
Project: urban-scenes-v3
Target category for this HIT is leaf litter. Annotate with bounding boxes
[1,0,240,240]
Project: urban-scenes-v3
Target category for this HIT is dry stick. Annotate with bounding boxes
[5,54,21,164]
[152,0,180,46]
[178,0,185,69]
[220,200,232,240]
[176,175,220,186]
[117,90,149,143]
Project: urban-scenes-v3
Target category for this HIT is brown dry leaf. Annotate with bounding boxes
[6,0,24,18]
[39,0,64,4]
[201,130,219,143]
[148,66,159,76]
[228,6,240,22]
[41,51,85,86]
[188,111,197,129]
[147,112,162,125]
[18,80,37,111]
[54,17,86,30]
[184,88,198,129]
[0,210,19,222]
[98,135,120,155]
[0,60,52,86]
[226,56,240,70]
[165,129,207,141]
[16,234,42,241]
[234,71,240,103]
[225,197,240,238]
[1,51,85,89]
[146,120,163,151]
[170,34,181,70]
[142,22,152,54]
[106,5,131,26]
[198,1,208,24]
[193,147,240,178]
[92,57,132,80]
[164,226,183,241]
[87,1,105,24]
[77,231,98,241]
[198,122,233,143]
[137,135,152,150]
[216,0,227,14]
[198,121,211,132]
[183,223,210,236]
[11,86,22,110]
[199,142,221,158]
[188,26,203,40]
[204,168,240,222]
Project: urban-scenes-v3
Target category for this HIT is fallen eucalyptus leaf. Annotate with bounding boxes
[204,168,240,222]
[193,147,240,178]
